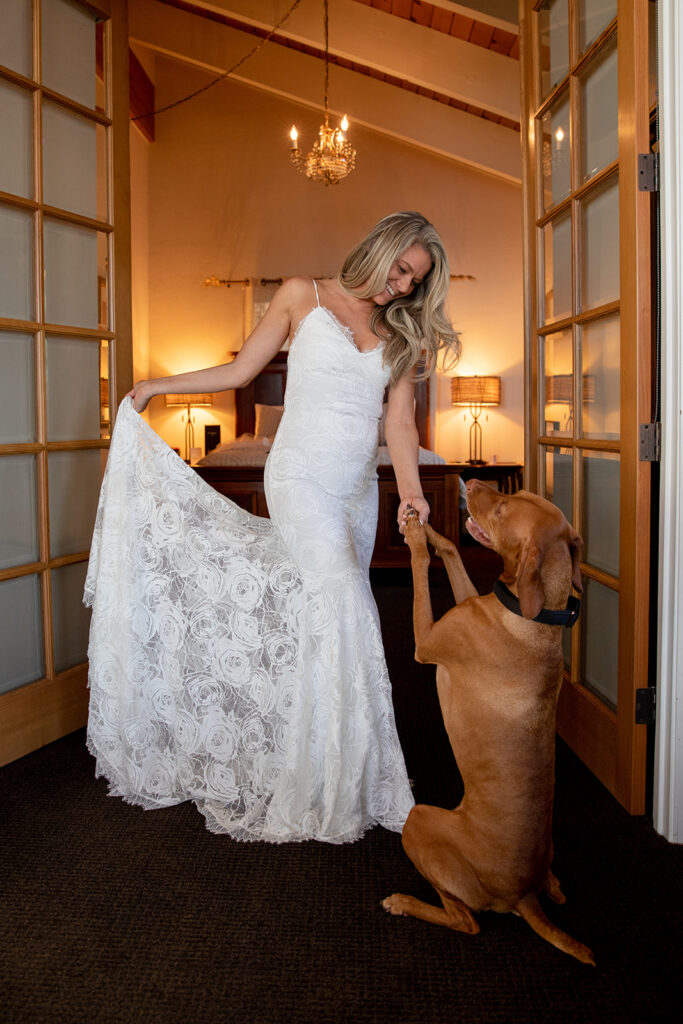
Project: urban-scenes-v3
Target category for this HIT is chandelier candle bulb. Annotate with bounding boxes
[287,0,356,185]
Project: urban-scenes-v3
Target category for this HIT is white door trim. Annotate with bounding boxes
[654,0,683,844]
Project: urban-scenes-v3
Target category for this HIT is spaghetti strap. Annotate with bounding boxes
[312,279,321,306]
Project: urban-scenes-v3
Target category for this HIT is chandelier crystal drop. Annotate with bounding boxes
[289,0,356,185]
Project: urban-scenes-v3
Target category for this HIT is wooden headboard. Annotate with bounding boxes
[233,350,431,449]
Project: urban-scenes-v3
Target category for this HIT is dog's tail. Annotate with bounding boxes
[516,895,595,966]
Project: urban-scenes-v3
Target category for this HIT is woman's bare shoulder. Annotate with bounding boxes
[277,276,317,306]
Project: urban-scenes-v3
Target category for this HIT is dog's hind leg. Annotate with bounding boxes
[385,805,482,933]
[382,890,480,934]
[543,868,567,904]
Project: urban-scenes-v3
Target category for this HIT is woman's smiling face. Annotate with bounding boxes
[371,242,433,305]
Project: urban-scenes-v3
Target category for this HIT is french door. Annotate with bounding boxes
[520,0,655,812]
[0,0,131,765]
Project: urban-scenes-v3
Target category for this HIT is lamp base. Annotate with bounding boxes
[468,415,485,465]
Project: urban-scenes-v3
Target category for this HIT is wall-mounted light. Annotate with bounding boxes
[451,375,501,465]
[165,393,213,461]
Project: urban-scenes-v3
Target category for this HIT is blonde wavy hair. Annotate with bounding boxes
[339,211,461,383]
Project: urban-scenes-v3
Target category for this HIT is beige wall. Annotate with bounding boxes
[130,121,150,386]
[132,57,524,464]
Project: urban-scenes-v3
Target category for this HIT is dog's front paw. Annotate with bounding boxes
[423,523,456,557]
[404,516,427,550]
[382,894,411,916]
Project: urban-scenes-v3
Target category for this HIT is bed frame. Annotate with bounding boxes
[194,351,461,567]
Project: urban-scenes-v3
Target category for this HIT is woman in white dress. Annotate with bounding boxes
[85,211,460,843]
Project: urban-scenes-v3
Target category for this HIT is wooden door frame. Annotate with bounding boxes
[0,0,132,767]
[519,0,652,813]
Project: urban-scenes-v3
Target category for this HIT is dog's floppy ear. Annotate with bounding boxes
[515,540,546,620]
[568,528,583,592]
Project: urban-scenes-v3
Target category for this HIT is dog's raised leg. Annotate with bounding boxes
[404,517,476,664]
[403,516,437,651]
[423,523,478,605]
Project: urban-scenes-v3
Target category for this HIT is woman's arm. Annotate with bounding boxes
[384,370,429,529]
[127,279,308,413]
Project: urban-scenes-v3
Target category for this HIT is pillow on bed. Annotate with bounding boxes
[195,435,271,467]
[254,403,284,439]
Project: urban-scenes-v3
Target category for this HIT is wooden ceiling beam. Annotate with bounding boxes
[159,0,521,122]
[130,0,522,181]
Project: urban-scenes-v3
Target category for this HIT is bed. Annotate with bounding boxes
[193,351,461,567]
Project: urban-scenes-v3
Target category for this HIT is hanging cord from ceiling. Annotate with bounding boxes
[130,0,303,123]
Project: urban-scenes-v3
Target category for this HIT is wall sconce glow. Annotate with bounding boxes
[555,126,565,143]
[165,393,213,461]
[451,375,501,465]
[289,125,298,151]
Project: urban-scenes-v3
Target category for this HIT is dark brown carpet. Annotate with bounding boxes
[1,569,681,1024]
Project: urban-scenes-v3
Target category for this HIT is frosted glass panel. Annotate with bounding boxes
[48,449,102,557]
[581,178,619,311]
[538,0,569,100]
[0,574,44,695]
[582,577,618,710]
[580,36,618,182]
[0,455,39,569]
[44,219,99,328]
[544,447,573,526]
[0,332,35,442]
[543,329,573,436]
[0,80,33,199]
[582,451,619,576]
[42,102,101,219]
[579,0,617,54]
[0,204,34,321]
[0,0,33,78]
[540,90,570,213]
[42,0,97,109]
[52,561,91,672]
[542,213,572,323]
[46,336,101,440]
[581,315,620,439]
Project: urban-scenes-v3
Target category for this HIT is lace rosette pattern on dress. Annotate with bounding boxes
[85,301,414,843]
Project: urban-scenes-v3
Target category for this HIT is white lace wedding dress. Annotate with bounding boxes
[85,285,414,843]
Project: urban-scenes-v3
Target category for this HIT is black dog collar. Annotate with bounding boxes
[493,580,581,628]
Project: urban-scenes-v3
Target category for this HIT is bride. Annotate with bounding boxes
[85,211,460,843]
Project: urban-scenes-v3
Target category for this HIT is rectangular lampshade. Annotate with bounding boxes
[451,375,501,407]
[545,374,595,403]
[164,393,213,407]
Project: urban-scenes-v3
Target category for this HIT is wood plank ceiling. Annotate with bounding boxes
[155,0,521,132]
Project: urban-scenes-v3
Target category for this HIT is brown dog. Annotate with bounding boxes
[383,480,595,966]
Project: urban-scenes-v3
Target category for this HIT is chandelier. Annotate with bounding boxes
[289,0,356,185]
